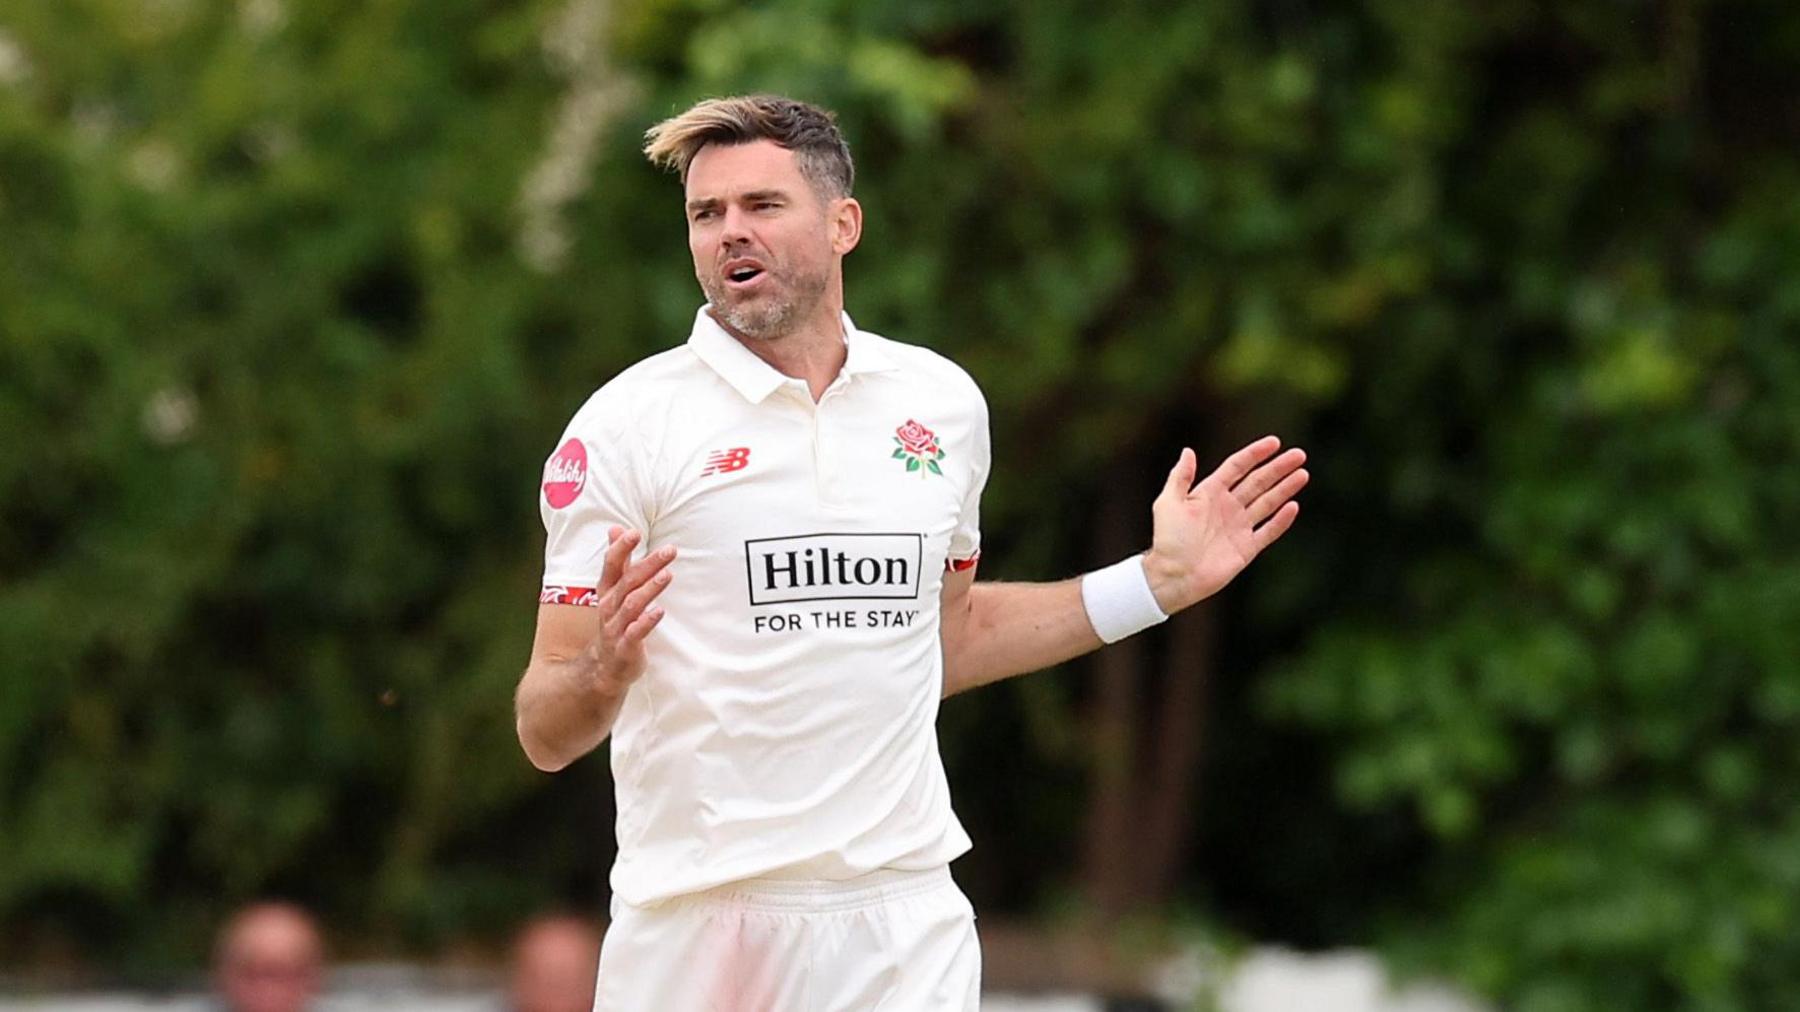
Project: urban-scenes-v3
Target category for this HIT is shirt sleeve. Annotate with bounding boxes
[946,386,990,571]
[539,408,651,606]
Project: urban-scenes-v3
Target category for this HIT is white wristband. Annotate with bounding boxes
[1081,554,1169,644]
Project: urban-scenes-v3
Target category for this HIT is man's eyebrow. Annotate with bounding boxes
[686,190,791,212]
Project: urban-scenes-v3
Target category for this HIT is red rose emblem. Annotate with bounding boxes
[896,419,938,457]
[892,419,946,477]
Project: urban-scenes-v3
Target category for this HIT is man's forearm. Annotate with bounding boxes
[941,579,1104,696]
[515,650,627,772]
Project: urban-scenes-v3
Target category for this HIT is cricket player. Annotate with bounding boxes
[514,94,1307,1010]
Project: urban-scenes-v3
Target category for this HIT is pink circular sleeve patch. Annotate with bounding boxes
[542,438,588,509]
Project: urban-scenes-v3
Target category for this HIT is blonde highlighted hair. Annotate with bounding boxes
[643,95,854,198]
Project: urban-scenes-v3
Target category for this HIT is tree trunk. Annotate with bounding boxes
[1133,603,1215,907]
[1081,465,1145,924]
[1080,439,1220,918]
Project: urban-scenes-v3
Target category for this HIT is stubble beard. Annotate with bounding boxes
[701,260,831,342]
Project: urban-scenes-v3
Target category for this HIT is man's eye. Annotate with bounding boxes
[692,209,717,222]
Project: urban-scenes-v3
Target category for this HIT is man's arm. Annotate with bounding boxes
[939,571,1093,696]
[941,437,1307,697]
[515,528,675,771]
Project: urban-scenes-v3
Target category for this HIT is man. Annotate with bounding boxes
[507,914,602,1012]
[514,95,1307,1010]
[212,902,325,1012]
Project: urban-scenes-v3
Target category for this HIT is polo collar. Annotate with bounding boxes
[686,305,897,404]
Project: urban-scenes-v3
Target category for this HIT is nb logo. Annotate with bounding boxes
[701,447,751,476]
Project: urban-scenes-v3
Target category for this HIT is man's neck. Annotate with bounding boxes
[714,303,848,403]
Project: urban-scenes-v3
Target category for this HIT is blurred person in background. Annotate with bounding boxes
[212,901,325,1012]
[514,93,1307,1010]
[507,914,602,1012]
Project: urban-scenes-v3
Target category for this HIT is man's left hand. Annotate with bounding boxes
[1142,436,1308,614]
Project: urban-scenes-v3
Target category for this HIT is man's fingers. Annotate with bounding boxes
[1232,448,1306,504]
[599,544,675,622]
[620,605,667,646]
[598,527,639,592]
[608,569,674,637]
[598,540,672,610]
[1246,467,1309,523]
[1252,501,1300,554]
[617,545,676,596]
[1162,447,1198,498]
[1209,436,1282,491]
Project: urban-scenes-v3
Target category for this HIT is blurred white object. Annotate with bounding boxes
[1160,946,1489,1012]
[981,998,1101,1012]
[0,31,30,86]
[141,387,199,444]
[0,993,210,1001]
[0,952,1483,1012]
[0,987,1100,1011]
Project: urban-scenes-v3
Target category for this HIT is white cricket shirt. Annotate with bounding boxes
[539,306,989,907]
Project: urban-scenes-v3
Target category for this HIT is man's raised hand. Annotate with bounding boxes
[1142,436,1307,614]
[588,527,675,693]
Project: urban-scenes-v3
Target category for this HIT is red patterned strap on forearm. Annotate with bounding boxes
[540,586,600,606]
[945,553,980,573]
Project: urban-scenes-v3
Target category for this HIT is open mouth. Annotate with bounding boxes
[723,259,767,290]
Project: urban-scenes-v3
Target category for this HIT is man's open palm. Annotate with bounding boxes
[1144,436,1308,613]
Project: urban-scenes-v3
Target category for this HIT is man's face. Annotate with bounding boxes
[215,908,323,1012]
[684,139,851,340]
[509,919,601,1012]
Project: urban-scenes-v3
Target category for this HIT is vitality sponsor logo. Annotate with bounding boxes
[744,533,924,606]
[542,438,588,510]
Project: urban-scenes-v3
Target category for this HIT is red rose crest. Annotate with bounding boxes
[892,419,945,476]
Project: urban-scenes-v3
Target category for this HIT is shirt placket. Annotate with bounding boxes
[813,377,853,508]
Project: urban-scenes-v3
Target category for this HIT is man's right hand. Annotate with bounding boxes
[585,526,676,694]
[515,527,676,772]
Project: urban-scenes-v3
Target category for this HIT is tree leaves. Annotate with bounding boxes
[4,1,1799,1003]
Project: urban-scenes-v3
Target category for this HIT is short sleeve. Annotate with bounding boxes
[946,385,990,571]
[538,411,651,606]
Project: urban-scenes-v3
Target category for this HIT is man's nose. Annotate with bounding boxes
[720,204,753,244]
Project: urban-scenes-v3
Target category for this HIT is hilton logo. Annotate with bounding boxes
[744,533,924,605]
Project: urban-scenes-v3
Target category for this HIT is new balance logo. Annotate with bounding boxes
[701,447,751,476]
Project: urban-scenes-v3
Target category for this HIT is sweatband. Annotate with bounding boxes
[1081,554,1169,644]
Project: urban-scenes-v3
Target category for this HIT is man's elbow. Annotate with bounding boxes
[516,713,570,773]
[940,644,976,698]
[940,599,985,697]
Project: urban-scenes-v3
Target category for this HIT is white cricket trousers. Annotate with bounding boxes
[594,865,981,1011]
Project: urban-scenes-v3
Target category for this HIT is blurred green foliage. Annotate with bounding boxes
[2,0,1797,1007]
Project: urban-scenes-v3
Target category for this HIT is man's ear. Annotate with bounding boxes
[831,197,863,255]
